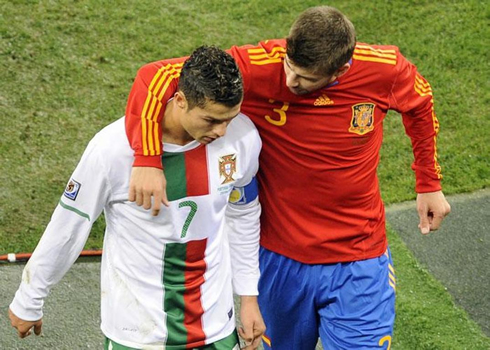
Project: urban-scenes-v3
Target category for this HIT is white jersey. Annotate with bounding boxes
[10,114,262,349]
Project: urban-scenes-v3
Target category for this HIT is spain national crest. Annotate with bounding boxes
[349,103,375,135]
[219,154,237,184]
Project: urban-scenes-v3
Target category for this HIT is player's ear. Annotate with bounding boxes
[174,91,188,110]
[334,63,351,79]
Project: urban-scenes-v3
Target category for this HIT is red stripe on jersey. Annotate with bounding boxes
[184,145,209,197]
[184,239,208,347]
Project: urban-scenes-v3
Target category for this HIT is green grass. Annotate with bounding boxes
[1,0,489,348]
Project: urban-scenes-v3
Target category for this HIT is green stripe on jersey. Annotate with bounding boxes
[162,146,209,202]
[162,152,187,201]
[58,199,90,221]
[104,337,138,350]
[163,239,208,347]
[162,242,188,346]
[201,331,239,349]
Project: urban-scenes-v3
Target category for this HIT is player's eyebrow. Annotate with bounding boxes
[204,113,238,123]
[285,57,321,81]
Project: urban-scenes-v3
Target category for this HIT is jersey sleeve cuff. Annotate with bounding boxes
[10,291,44,321]
[232,275,259,296]
[415,177,442,193]
[133,155,163,169]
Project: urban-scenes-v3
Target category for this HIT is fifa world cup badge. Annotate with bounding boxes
[64,179,81,200]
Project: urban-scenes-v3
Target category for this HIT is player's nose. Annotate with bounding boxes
[213,123,227,137]
[286,73,299,88]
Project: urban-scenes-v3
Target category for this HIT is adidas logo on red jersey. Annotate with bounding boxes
[314,94,334,106]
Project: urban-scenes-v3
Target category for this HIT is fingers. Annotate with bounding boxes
[14,321,42,338]
[151,191,162,216]
[430,213,443,231]
[253,326,265,340]
[238,326,253,349]
[161,190,170,208]
[418,201,451,234]
[239,325,265,350]
[129,167,169,214]
[429,202,451,231]
[250,333,263,349]
[417,203,430,235]
[9,308,43,339]
[18,329,30,338]
[17,325,41,338]
[416,191,451,235]
[34,321,43,336]
[150,175,169,214]
[142,191,152,210]
[238,326,251,343]
[133,187,163,215]
[446,202,451,216]
[252,323,266,349]
[241,337,263,350]
[128,185,136,202]
[160,174,169,208]
[135,188,143,206]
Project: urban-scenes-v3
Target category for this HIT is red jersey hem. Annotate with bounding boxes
[260,239,388,265]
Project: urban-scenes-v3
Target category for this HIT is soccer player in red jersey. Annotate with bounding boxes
[125,6,450,349]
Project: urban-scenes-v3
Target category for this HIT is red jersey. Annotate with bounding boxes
[125,39,442,264]
[125,57,186,167]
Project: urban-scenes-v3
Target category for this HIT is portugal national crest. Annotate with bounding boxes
[349,103,375,135]
[219,154,237,184]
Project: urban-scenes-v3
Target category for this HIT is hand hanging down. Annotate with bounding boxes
[9,308,42,339]
[238,296,266,350]
[416,190,451,235]
[129,167,169,216]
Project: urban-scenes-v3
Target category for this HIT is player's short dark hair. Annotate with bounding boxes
[178,46,243,110]
[286,6,356,76]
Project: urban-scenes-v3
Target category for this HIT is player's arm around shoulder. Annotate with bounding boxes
[126,58,187,215]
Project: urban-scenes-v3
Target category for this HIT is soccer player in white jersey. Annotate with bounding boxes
[9,46,265,350]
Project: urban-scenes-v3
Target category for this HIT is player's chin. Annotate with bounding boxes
[288,87,310,95]
[200,136,217,144]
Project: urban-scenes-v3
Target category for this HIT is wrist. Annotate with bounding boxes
[240,295,258,305]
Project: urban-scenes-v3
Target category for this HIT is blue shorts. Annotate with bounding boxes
[258,247,396,350]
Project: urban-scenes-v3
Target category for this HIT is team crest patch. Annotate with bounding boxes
[64,179,81,201]
[219,154,236,184]
[349,103,375,135]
